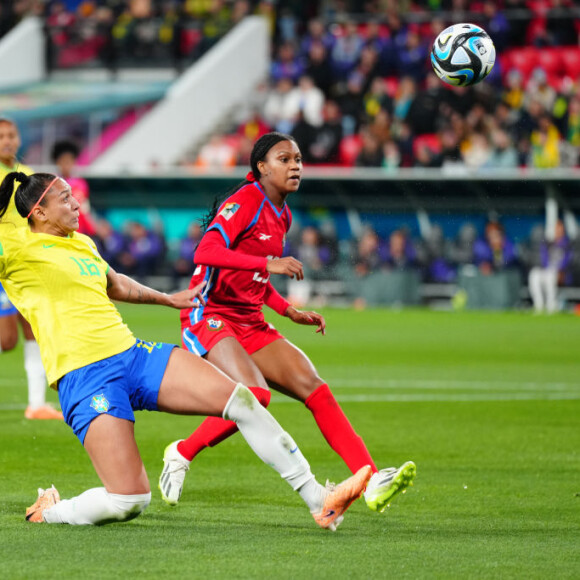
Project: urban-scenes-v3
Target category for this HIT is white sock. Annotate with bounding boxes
[23,340,47,409]
[43,487,151,525]
[223,383,326,512]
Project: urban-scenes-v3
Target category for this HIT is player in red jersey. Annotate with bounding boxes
[160,132,416,513]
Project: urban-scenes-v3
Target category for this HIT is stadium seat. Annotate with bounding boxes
[536,48,563,78]
[507,47,538,81]
[560,48,580,80]
[413,134,441,158]
[339,135,363,166]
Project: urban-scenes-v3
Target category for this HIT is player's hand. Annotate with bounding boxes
[168,281,206,309]
[266,257,304,280]
[286,306,326,335]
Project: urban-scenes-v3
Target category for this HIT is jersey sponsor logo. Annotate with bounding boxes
[257,233,272,241]
[206,317,225,331]
[220,203,240,220]
[90,393,110,414]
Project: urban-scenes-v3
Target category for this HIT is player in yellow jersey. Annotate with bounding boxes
[0,118,61,420]
[0,171,371,529]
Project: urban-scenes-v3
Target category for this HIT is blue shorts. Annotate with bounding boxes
[58,339,177,444]
[0,282,17,318]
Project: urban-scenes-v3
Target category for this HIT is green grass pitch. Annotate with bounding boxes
[1,306,579,579]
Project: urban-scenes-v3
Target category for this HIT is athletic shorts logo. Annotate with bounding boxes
[90,394,110,413]
[220,203,240,220]
[206,318,225,331]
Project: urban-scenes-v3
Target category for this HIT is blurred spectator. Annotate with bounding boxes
[488,128,519,168]
[337,74,366,136]
[449,223,477,268]
[381,139,401,172]
[286,75,325,128]
[384,229,418,271]
[304,41,335,97]
[530,114,561,168]
[195,134,236,169]
[473,223,518,275]
[123,221,165,278]
[51,140,96,236]
[355,128,383,167]
[395,26,429,82]
[295,225,333,279]
[405,73,444,135]
[353,226,386,277]
[307,100,343,164]
[93,218,127,272]
[417,224,456,283]
[271,41,304,83]
[527,68,557,113]
[462,132,492,171]
[330,20,364,80]
[363,77,393,121]
[263,77,296,134]
[300,18,334,56]
[482,0,510,52]
[528,220,572,313]
[172,221,203,285]
[392,76,417,123]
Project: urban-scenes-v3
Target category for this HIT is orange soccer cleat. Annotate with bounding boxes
[312,464,373,531]
[24,405,64,420]
[25,486,60,523]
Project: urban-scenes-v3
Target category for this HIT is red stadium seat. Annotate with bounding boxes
[536,48,563,77]
[339,135,363,166]
[507,47,538,82]
[560,48,580,80]
[413,134,441,158]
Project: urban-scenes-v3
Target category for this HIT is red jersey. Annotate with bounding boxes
[181,182,292,329]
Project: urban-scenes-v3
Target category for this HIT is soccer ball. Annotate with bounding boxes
[431,23,495,87]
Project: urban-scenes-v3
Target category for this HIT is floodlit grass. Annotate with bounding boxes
[1,307,579,579]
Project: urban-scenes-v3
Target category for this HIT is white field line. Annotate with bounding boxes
[327,379,579,391]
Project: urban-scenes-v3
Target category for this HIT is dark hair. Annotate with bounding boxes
[0,172,58,222]
[201,132,297,230]
[51,140,80,163]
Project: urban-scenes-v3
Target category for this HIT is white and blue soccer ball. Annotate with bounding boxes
[431,23,495,87]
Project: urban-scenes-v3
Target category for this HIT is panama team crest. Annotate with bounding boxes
[206,318,225,331]
[90,394,110,413]
[219,203,240,220]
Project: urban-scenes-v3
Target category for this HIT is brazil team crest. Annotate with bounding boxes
[90,394,110,413]
[206,318,225,331]
[219,203,240,220]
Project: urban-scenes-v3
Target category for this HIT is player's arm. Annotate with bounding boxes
[106,266,206,309]
[264,281,325,335]
[196,230,304,279]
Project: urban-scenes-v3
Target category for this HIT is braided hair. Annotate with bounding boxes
[0,172,58,222]
[201,132,297,231]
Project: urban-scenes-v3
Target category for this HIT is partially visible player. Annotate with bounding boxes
[51,140,95,236]
[0,117,60,420]
[0,170,371,529]
[160,132,416,513]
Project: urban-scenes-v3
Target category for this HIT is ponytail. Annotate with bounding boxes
[0,172,57,222]
[0,172,28,219]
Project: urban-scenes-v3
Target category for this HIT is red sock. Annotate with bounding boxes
[305,383,377,474]
[177,386,271,461]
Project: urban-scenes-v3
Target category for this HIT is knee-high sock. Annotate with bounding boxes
[24,340,47,409]
[305,383,377,474]
[223,384,325,512]
[177,386,271,461]
[43,488,151,525]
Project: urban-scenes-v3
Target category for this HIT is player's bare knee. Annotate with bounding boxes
[1,334,18,351]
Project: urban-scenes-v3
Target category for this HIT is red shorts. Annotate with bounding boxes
[181,314,284,357]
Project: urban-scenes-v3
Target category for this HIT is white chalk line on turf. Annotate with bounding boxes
[328,379,579,391]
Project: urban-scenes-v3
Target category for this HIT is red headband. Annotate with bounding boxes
[26,176,59,219]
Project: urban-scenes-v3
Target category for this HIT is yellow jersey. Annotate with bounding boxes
[0,161,34,228]
[0,226,136,388]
